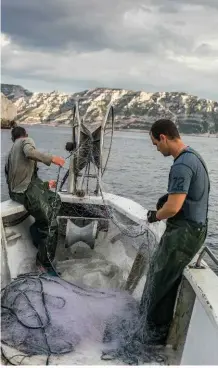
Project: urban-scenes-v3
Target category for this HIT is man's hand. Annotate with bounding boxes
[52,156,65,167]
[147,210,160,223]
[48,180,57,189]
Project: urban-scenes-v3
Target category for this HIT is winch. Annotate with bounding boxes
[59,98,114,249]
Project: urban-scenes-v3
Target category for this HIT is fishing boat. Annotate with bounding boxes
[1,101,218,365]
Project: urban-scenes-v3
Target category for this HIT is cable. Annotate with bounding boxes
[1,275,74,364]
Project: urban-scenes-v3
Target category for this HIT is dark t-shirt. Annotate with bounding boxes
[168,147,209,224]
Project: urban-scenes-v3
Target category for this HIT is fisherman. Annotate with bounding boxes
[140,119,209,345]
[5,126,65,274]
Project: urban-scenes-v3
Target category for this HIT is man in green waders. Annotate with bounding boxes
[5,126,65,274]
[140,119,209,345]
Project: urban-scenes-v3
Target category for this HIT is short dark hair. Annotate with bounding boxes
[11,126,27,142]
[150,119,180,141]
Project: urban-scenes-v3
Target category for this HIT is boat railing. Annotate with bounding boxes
[193,246,218,269]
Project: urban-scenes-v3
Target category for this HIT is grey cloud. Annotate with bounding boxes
[152,0,218,10]
[1,0,194,54]
[1,0,218,100]
[194,43,218,57]
[157,4,180,13]
[1,0,109,51]
[1,63,157,94]
[184,0,218,8]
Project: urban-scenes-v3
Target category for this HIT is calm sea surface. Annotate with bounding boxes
[1,126,218,272]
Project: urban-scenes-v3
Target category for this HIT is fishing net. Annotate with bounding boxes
[1,268,166,365]
[1,215,166,366]
[1,97,169,365]
[1,274,140,364]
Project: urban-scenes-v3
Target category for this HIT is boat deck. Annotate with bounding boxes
[1,212,180,366]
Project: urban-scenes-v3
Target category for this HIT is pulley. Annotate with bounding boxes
[65,219,98,250]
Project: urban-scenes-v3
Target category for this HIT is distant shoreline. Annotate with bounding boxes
[2,122,217,137]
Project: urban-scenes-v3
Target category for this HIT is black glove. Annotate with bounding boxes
[147,210,159,223]
[156,194,168,210]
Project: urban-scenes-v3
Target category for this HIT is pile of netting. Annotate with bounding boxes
[1,273,165,365]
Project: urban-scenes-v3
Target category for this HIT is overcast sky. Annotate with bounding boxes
[1,0,218,99]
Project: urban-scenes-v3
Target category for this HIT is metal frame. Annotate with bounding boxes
[68,101,81,194]
[99,102,114,177]
[191,246,218,269]
[67,98,114,196]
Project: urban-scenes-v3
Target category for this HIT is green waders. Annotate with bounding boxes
[10,176,62,269]
[140,218,207,345]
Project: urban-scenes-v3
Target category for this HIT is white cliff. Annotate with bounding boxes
[1,84,218,134]
[1,93,17,128]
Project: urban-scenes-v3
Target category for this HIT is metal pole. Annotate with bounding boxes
[68,101,82,194]
[195,246,218,268]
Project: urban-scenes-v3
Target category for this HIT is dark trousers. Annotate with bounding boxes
[140,219,207,344]
[10,177,62,268]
